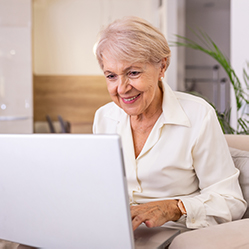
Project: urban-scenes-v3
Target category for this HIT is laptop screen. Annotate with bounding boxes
[0,134,134,249]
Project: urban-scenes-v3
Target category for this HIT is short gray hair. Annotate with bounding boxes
[96,16,171,70]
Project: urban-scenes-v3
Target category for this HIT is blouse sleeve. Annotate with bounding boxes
[180,108,247,229]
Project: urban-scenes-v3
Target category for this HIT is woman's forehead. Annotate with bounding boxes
[102,52,146,71]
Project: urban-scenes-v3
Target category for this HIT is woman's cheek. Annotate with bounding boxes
[107,83,117,96]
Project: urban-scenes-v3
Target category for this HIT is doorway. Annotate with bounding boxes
[185,0,230,113]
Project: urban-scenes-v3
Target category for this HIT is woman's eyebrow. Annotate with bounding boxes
[103,70,114,75]
[104,65,143,75]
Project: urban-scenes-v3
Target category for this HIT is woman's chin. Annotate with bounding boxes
[114,101,142,116]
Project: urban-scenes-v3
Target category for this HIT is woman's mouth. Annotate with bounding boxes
[121,93,141,104]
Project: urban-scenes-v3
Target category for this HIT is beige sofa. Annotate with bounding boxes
[169,135,249,249]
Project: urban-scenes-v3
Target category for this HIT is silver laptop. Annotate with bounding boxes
[0,134,180,249]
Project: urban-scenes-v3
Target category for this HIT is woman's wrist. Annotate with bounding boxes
[169,199,182,221]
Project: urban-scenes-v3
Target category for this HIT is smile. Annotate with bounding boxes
[122,93,141,103]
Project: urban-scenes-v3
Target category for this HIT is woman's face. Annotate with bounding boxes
[102,51,165,117]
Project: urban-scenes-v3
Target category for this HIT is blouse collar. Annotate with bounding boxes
[160,82,191,127]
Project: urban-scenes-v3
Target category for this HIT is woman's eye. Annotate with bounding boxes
[106,74,117,80]
[129,71,141,78]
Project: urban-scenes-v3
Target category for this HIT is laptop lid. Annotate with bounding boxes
[0,134,134,249]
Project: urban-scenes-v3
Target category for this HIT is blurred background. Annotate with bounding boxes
[0,0,248,134]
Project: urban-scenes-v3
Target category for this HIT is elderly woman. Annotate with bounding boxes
[93,16,246,231]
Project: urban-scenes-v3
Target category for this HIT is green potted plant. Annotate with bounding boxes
[172,30,249,134]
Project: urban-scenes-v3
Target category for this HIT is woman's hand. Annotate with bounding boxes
[130,199,182,231]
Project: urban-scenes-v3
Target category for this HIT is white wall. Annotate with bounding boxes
[33,0,159,75]
[166,0,185,91]
[0,0,33,133]
[230,0,249,130]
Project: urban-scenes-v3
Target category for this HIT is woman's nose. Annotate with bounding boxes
[117,76,132,94]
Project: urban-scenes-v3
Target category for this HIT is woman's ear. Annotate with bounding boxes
[159,58,167,78]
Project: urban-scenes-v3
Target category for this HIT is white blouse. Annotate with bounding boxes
[93,82,247,229]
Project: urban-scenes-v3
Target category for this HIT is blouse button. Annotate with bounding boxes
[191,218,195,224]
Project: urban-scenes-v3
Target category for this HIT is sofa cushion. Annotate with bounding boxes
[169,219,249,249]
[229,147,249,218]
